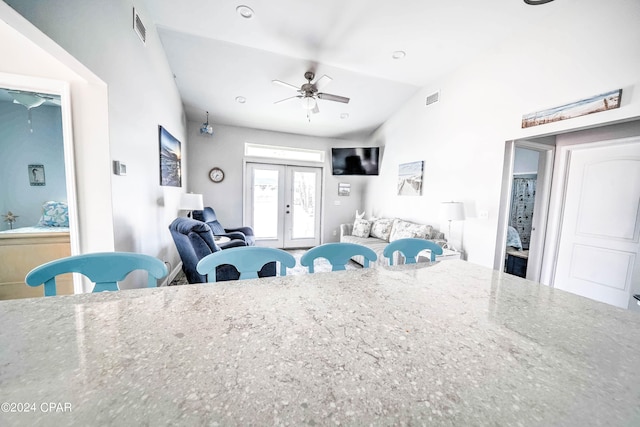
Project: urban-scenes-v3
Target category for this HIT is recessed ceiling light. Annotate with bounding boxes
[340,113,349,119]
[235,96,246,104]
[392,50,406,59]
[236,5,254,19]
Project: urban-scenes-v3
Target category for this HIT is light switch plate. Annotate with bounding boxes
[113,161,127,176]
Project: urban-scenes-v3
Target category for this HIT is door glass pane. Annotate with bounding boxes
[291,171,316,239]
[252,169,279,239]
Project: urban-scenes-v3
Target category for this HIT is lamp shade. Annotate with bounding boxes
[180,193,204,211]
[440,201,465,221]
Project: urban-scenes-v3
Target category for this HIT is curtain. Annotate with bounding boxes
[510,177,536,249]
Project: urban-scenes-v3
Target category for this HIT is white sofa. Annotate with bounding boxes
[340,217,446,266]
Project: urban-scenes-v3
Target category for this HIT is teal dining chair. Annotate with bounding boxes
[300,242,377,273]
[196,246,296,282]
[25,252,169,297]
[383,238,443,265]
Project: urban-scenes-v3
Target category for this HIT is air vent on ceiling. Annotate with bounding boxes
[133,8,146,45]
[426,91,440,106]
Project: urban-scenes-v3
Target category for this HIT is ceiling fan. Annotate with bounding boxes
[272,71,349,120]
[8,91,61,109]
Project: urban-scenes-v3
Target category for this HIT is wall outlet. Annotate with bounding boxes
[478,210,489,219]
[333,200,341,206]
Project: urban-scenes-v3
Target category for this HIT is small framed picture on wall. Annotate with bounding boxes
[28,164,45,186]
[338,182,351,196]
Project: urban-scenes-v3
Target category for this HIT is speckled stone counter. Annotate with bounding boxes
[1,260,639,426]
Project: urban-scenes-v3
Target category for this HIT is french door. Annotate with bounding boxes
[244,163,322,248]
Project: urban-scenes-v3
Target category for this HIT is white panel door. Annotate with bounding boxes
[245,163,322,248]
[554,140,640,308]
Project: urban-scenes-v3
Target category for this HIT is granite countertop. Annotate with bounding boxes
[1,260,639,426]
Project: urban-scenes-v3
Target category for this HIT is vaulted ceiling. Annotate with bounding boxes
[143,0,570,139]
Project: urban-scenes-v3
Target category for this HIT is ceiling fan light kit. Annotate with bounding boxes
[300,96,317,110]
[272,71,350,122]
[200,111,213,136]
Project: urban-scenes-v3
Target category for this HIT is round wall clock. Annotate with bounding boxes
[209,167,224,183]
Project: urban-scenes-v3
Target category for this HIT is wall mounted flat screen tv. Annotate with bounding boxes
[331,147,380,175]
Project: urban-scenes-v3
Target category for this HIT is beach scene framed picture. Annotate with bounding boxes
[159,126,182,187]
[398,161,423,196]
[522,89,622,128]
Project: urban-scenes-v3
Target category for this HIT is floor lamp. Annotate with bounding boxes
[440,201,465,251]
[180,193,204,218]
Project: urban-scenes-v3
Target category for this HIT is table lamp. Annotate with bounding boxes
[440,201,465,251]
[180,193,203,218]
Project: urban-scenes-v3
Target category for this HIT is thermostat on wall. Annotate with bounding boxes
[113,161,127,176]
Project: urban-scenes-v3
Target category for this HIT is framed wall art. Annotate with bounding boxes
[522,89,622,128]
[28,164,45,186]
[398,161,423,196]
[159,125,182,187]
[338,183,351,196]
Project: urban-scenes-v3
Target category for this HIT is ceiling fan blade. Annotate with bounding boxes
[314,75,332,91]
[311,104,320,114]
[274,95,300,104]
[272,80,300,91]
[37,94,61,106]
[317,93,350,104]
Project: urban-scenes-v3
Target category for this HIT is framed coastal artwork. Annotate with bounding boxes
[522,89,622,128]
[158,126,182,187]
[398,161,423,196]
[338,183,351,196]
[28,164,45,186]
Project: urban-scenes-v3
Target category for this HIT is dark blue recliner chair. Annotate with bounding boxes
[169,217,274,283]
[192,207,256,246]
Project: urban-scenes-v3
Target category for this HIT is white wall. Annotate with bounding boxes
[186,122,370,244]
[0,101,66,229]
[3,0,187,283]
[364,0,640,267]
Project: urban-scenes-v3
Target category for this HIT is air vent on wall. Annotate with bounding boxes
[133,8,146,45]
[426,91,440,106]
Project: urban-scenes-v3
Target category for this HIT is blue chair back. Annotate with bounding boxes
[196,247,295,282]
[25,252,168,296]
[192,207,226,235]
[383,238,443,264]
[300,242,377,273]
[169,217,222,283]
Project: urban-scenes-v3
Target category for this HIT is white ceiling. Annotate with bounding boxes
[143,0,569,139]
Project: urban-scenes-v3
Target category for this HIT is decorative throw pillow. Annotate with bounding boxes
[389,219,433,242]
[38,201,69,227]
[370,218,394,240]
[507,226,523,250]
[352,218,372,238]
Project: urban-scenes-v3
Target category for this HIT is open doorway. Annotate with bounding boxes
[0,77,79,299]
[504,148,539,277]
[496,139,554,283]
